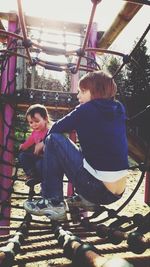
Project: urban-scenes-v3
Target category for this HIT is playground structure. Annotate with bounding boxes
[0,0,150,266]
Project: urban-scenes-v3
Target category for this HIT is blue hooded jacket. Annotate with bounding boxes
[48,99,129,171]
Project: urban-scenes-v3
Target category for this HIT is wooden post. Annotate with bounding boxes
[16,40,26,90]
[31,65,36,88]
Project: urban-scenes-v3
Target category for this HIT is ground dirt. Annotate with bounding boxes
[1,166,150,267]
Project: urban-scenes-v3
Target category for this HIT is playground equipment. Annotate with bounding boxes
[0,0,150,266]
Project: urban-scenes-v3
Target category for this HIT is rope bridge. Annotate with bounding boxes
[0,163,150,267]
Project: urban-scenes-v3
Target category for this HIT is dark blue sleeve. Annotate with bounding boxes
[47,105,81,135]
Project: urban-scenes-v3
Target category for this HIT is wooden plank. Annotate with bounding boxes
[124,0,150,6]
[0,12,17,42]
[0,12,86,34]
[1,89,78,108]
[0,12,17,21]
[0,19,6,42]
[97,2,142,49]
[0,20,5,30]
[25,16,86,34]
[128,132,149,163]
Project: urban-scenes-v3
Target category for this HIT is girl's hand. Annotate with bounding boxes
[34,142,45,155]
[19,144,24,151]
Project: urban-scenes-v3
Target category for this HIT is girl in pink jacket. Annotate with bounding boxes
[19,104,52,184]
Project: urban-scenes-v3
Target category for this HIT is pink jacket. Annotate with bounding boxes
[20,128,48,150]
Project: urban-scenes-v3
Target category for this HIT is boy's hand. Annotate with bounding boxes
[34,142,45,155]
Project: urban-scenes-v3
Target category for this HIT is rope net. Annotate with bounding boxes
[0,1,150,266]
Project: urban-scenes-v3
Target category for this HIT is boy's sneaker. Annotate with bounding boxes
[67,194,98,211]
[24,198,67,221]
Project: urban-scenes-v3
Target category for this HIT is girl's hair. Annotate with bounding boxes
[25,104,50,122]
[78,70,117,99]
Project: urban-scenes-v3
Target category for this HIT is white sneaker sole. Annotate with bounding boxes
[24,202,67,221]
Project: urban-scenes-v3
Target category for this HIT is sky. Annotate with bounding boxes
[0,0,150,54]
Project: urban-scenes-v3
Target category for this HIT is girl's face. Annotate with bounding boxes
[27,113,48,131]
[77,89,91,104]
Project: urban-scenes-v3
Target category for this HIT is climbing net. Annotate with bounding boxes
[0,0,150,266]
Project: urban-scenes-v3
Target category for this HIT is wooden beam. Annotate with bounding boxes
[124,0,150,6]
[25,16,86,34]
[128,132,149,164]
[0,12,18,43]
[0,89,78,108]
[0,12,17,22]
[0,20,5,30]
[0,20,6,42]
[97,2,143,49]
[0,12,86,34]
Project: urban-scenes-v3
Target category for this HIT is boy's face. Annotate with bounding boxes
[27,113,47,131]
[77,89,91,104]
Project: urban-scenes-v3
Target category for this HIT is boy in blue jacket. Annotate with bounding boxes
[24,70,129,220]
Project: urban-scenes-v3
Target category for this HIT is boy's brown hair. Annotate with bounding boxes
[78,70,117,100]
[25,104,50,122]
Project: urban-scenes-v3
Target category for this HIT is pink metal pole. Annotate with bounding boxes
[70,70,79,94]
[67,44,80,197]
[144,172,150,205]
[73,0,101,74]
[67,56,80,197]
[87,22,97,65]
[0,17,18,234]
[67,131,77,196]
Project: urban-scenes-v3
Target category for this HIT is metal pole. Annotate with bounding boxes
[0,15,18,234]
[144,172,150,205]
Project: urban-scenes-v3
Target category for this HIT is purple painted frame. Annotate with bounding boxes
[0,18,18,234]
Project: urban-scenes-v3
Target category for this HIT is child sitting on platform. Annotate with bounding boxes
[18,104,52,184]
